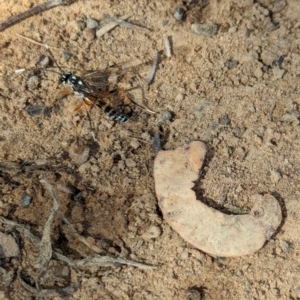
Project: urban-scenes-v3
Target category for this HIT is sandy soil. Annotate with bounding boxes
[0,0,300,299]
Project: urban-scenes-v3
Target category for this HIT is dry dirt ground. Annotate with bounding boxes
[0,0,300,299]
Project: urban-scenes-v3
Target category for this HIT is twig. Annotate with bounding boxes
[85,111,97,142]
[0,0,76,32]
[163,35,172,58]
[146,50,159,85]
[17,271,37,294]
[33,176,60,277]
[0,216,40,244]
[59,212,102,254]
[54,252,156,270]
[96,14,131,38]
[18,270,79,297]
[109,17,150,32]
[0,216,156,270]
[0,159,74,176]
[153,132,161,155]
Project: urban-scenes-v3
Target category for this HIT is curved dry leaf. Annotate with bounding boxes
[154,141,282,257]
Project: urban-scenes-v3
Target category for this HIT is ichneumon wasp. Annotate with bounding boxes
[14,34,155,126]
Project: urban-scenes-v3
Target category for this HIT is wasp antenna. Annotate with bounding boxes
[46,47,64,73]
[16,33,64,73]
[15,33,61,50]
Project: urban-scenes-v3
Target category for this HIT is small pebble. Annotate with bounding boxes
[125,158,136,168]
[272,67,285,80]
[57,184,74,195]
[68,20,85,31]
[130,139,140,150]
[21,192,33,207]
[220,114,230,125]
[29,55,43,66]
[86,18,99,29]
[262,8,270,16]
[281,111,300,122]
[175,93,184,102]
[141,132,151,142]
[180,250,189,260]
[78,161,91,173]
[69,140,90,166]
[228,26,237,33]
[247,50,259,61]
[91,164,100,173]
[63,51,72,62]
[265,20,279,31]
[0,232,20,258]
[203,70,211,78]
[143,225,162,239]
[39,55,50,67]
[73,191,84,202]
[237,0,253,6]
[270,170,281,183]
[83,28,96,40]
[261,50,278,66]
[187,287,203,300]
[262,65,269,72]
[294,286,300,297]
[271,288,280,296]
[27,76,39,90]
[162,20,169,27]
[118,160,125,170]
[280,240,290,253]
[272,0,287,13]
[254,67,263,79]
[272,55,284,67]
[26,105,43,116]
[226,60,238,69]
[173,7,186,21]
[69,32,79,41]
[161,110,172,121]
[56,266,70,278]
[191,23,218,36]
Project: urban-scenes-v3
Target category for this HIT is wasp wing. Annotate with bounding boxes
[82,60,146,96]
[71,81,94,96]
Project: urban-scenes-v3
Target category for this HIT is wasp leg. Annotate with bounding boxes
[124,86,157,114]
[72,99,94,137]
[52,88,73,104]
[73,101,86,113]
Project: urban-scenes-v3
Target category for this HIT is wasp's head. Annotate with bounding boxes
[60,72,72,84]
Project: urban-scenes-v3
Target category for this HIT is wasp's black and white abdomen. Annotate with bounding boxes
[97,100,129,123]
